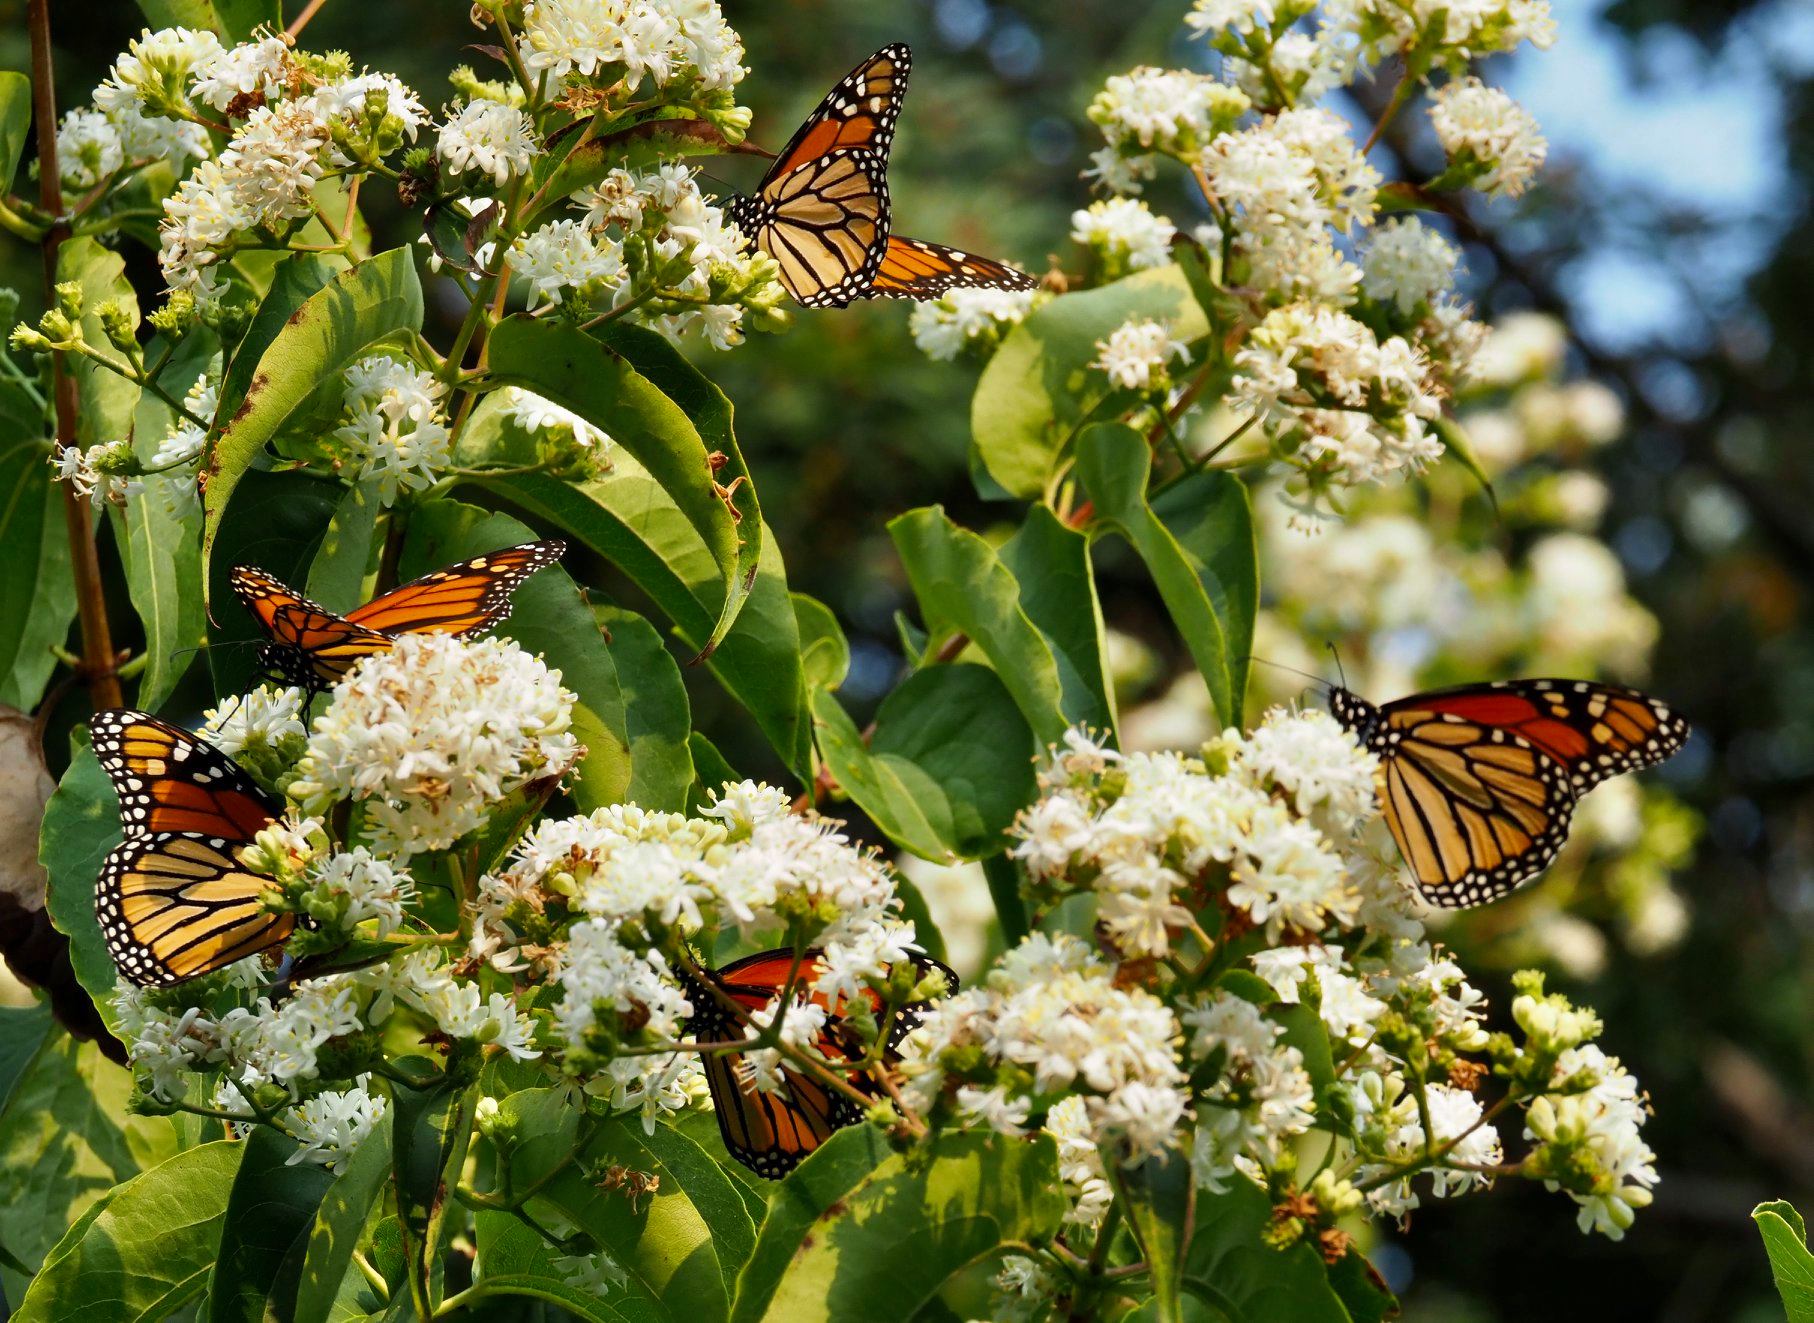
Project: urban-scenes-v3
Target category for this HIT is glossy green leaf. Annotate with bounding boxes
[1271,1004,1337,1100]
[0,72,30,191]
[468,1212,652,1322]
[133,0,220,28]
[208,1128,335,1323]
[731,1128,1066,1323]
[686,732,739,810]
[1178,1181,1351,1322]
[39,740,120,1020]
[292,1110,395,1323]
[497,1089,756,1323]
[204,468,344,698]
[1078,424,1252,728]
[110,333,216,711]
[0,1002,52,1108]
[217,255,339,422]
[1115,1157,1194,1323]
[399,499,633,811]
[0,1028,181,1302]
[57,238,141,450]
[1432,415,1498,510]
[485,317,756,652]
[1324,1249,1398,1323]
[0,440,76,710]
[998,504,1116,734]
[14,1138,240,1323]
[792,592,850,694]
[598,605,694,812]
[305,478,384,614]
[200,247,424,591]
[890,506,1073,744]
[971,265,1209,499]
[1756,1199,1814,1323]
[811,664,1038,862]
[213,0,279,41]
[478,468,809,775]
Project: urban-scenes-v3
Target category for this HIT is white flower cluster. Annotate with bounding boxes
[1230,302,1445,492]
[507,163,780,349]
[479,782,921,1126]
[908,288,1040,362]
[436,100,538,187]
[900,933,1190,1164]
[1070,197,1177,277]
[1092,317,1190,393]
[519,0,746,94]
[292,633,579,855]
[1430,77,1549,198]
[330,355,453,505]
[1011,713,1379,955]
[114,945,539,1170]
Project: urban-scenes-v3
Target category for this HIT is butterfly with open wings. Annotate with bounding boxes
[726,44,1037,309]
[231,539,565,696]
[1330,678,1688,908]
[90,710,293,987]
[682,947,955,1178]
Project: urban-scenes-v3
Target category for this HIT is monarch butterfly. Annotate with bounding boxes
[231,539,565,695]
[1330,679,1688,908]
[726,44,1036,309]
[683,947,955,1179]
[90,710,292,987]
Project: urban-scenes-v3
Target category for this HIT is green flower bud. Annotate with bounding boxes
[95,299,139,353]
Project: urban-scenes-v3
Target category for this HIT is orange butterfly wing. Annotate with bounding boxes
[229,565,393,690]
[90,710,291,986]
[767,44,910,179]
[91,710,282,839]
[865,235,1037,300]
[344,539,566,636]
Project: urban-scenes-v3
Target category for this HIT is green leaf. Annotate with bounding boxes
[40,739,120,1022]
[998,505,1116,734]
[1115,1157,1194,1323]
[398,499,634,812]
[0,1002,52,1108]
[217,255,339,422]
[1077,424,1251,728]
[1178,1182,1351,1323]
[0,1026,182,1301]
[14,1138,240,1323]
[56,238,141,449]
[498,1089,756,1323]
[213,0,279,41]
[293,1110,395,1323]
[0,72,30,191]
[468,1212,651,1322]
[533,118,744,204]
[1323,1250,1398,1323]
[478,469,809,775]
[133,0,220,28]
[0,440,76,710]
[598,605,694,812]
[889,506,1074,744]
[1271,1004,1337,1100]
[208,1128,336,1323]
[811,665,1038,862]
[200,247,424,592]
[971,265,1209,499]
[1431,415,1498,511]
[486,317,757,653]
[204,469,343,698]
[1755,1199,1814,1323]
[686,732,739,811]
[792,593,850,694]
[110,332,215,711]
[306,478,384,614]
[731,1128,1066,1323]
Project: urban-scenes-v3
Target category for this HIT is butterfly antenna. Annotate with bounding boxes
[1245,655,1334,694]
[1325,642,1349,690]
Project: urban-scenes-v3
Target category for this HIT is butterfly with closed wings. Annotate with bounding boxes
[682,947,955,1178]
[1330,678,1688,908]
[231,539,565,696]
[90,710,293,987]
[726,44,1037,309]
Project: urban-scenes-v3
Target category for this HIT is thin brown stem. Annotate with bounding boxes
[29,0,122,710]
[286,0,330,38]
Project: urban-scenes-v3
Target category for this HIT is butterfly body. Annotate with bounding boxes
[730,44,1035,308]
[90,711,292,986]
[232,539,565,695]
[684,947,954,1178]
[1332,679,1687,908]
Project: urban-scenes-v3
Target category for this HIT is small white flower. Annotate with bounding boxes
[308,848,416,936]
[56,109,124,192]
[908,288,1038,361]
[509,220,625,308]
[201,684,306,756]
[192,34,292,112]
[94,27,224,115]
[1430,78,1548,198]
[437,100,538,186]
[1362,218,1462,315]
[1071,197,1176,273]
[288,1080,387,1173]
[1092,316,1189,392]
[330,355,452,505]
